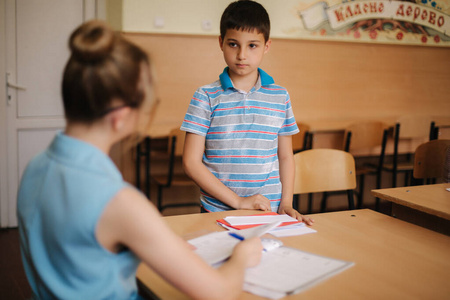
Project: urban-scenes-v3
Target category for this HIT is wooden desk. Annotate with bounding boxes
[372,183,450,220]
[137,209,450,299]
[372,183,450,235]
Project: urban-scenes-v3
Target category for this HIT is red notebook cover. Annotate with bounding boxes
[217,212,301,230]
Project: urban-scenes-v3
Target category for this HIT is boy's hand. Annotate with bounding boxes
[238,194,271,211]
[278,206,314,226]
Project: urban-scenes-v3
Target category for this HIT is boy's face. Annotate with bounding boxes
[219,28,271,82]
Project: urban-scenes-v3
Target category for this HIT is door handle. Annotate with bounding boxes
[6,72,26,105]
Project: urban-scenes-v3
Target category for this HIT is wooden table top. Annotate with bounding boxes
[372,183,450,221]
[137,209,450,299]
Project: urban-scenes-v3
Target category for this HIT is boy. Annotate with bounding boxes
[181,0,313,225]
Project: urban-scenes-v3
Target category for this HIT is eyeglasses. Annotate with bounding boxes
[97,104,134,117]
[97,97,159,119]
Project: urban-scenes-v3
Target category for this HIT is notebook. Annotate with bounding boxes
[217,212,317,237]
[189,222,353,299]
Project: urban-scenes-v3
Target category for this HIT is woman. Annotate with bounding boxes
[17,20,262,300]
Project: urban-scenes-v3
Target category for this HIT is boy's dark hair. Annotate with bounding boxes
[220,0,270,42]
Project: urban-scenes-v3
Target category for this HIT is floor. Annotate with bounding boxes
[0,228,32,299]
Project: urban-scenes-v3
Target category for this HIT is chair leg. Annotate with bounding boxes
[347,190,355,210]
[308,193,313,214]
[375,170,382,212]
[136,143,141,191]
[357,174,365,209]
[145,137,151,199]
[157,185,163,212]
[320,192,328,213]
[293,194,299,211]
[404,171,409,187]
[429,121,436,140]
[392,123,400,188]
[392,169,397,188]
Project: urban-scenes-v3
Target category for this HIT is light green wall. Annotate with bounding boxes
[107,0,305,38]
[106,0,123,31]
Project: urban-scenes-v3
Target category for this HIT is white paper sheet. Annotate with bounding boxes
[244,247,354,296]
[224,214,298,226]
[243,283,286,300]
[189,221,281,265]
[269,223,317,237]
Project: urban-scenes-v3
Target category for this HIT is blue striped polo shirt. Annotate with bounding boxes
[181,67,299,212]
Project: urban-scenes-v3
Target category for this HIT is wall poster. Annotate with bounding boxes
[293,0,450,46]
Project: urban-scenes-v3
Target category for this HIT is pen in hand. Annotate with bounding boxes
[229,232,271,252]
[229,232,245,241]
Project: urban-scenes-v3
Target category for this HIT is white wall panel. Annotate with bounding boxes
[16,0,83,117]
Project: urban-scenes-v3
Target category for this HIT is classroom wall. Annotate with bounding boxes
[111,1,450,130]
[123,32,450,131]
[116,0,304,38]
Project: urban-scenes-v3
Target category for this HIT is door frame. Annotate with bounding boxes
[0,0,8,227]
[0,0,106,228]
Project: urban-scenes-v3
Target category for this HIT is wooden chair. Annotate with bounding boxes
[445,147,450,183]
[293,149,356,213]
[430,118,450,141]
[343,121,389,209]
[291,122,313,210]
[429,121,439,140]
[381,115,433,188]
[413,139,450,184]
[135,135,169,199]
[292,122,312,153]
[150,128,200,212]
[136,137,152,198]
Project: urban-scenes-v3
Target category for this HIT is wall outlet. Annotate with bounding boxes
[154,16,164,28]
[201,19,212,31]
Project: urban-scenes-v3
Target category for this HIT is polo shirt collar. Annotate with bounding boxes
[219,67,274,91]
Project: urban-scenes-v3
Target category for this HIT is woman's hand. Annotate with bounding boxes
[230,237,263,268]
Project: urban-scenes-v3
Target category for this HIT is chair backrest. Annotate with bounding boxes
[445,147,450,183]
[413,139,450,180]
[429,121,438,140]
[344,121,387,152]
[293,149,356,194]
[395,115,434,139]
[167,128,186,156]
[292,122,311,152]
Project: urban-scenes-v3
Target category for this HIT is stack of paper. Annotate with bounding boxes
[243,247,354,299]
[189,221,353,300]
[217,212,316,237]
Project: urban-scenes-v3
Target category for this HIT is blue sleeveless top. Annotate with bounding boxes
[17,132,142,299]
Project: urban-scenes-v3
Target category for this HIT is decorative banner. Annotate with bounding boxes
[294,0,450,46]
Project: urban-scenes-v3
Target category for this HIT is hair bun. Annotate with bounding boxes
[69,20,115,63]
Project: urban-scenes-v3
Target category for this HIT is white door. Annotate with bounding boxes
[0,0,105,227]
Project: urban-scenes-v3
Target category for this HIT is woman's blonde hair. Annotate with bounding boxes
[62,20,150,123]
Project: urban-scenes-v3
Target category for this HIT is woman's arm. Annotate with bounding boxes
[96,187,263,300]
[182,132,271,211]
[277,135,314,225]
